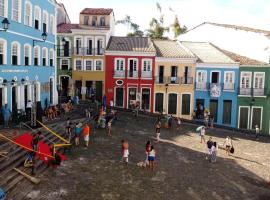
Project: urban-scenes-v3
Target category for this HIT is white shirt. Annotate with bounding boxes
[200,129,205,136]
[123,149,129,157]
[255,127,259,134]
[110,100,114,107]
[211,146,216,154]
[26,101,32,108]
[149,150,155,157]
[225,138,232,146]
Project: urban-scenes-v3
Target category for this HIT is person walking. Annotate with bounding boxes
[107,118,113,136]
[255,125,260,140]
[2,104,11,128]
[210,142,217,163]
[200,126,206,143]
[148,145,156,171]
[30,131,42,175]
[206,137,213,160]
[168,115,173,129]
[83,123,90,148]
[74,123,82,146]
[155,120,161,142]
[223,136,233,156]
[177,117,181,130]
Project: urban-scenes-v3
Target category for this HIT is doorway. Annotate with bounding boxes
[60,76,69,97]
[158,66,164,83]
[75,81,82,99]
[168,93,177,115]
[223,100,232,125]
[251,107,262,130]
[128,88,137,108]
[95,81,103,102]
[115,87,124,107]
[49,78,53,104]
[155,93,164,113]
[211,72,219,83]
[85,81,93,99]
[210,100,218,122]
[196,99,204,119]
[64,41,70,57]
[239,107,249,129]
[141,88,150,110]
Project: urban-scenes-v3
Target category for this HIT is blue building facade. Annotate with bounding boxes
[194,64,239,127]
[0,0,57,114]
[181,42,239,128]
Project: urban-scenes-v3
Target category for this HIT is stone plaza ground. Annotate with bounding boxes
[25,111,270,200]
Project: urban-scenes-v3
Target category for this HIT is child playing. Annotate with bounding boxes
[148,145,156,171]
[122,140,129,165]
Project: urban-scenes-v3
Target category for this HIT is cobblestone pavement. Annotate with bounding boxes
[26,112,270,200]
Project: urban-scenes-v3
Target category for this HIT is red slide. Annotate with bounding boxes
[14,132,67,164]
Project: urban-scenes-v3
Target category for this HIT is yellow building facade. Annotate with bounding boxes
[153,40,197,120]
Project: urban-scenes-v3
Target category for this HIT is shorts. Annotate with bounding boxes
[148,156,155,161]
[84,135,89,142]
[123,157,128,162]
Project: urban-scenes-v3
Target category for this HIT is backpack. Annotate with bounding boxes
[230,146,235,154]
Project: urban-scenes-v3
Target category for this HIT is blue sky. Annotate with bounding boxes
[59,0,270,35]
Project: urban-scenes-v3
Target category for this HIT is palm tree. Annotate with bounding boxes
[171,15,187,38]
[116,15,142,36]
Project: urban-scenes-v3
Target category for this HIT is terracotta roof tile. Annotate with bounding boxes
[212,44,269,66]
[106,36,156,53]
[153,40,195,58]
[80,8,113,15]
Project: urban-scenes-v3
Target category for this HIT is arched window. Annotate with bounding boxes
[42,11,48,33]
[0,0,8,17]
[34,6,41,30]
[34,46,40,66]
[12,0,21,22]
[42,47,48,66]
[49,49,54,67]
[11,42,20,65]
[24,44,31,66]
[0,39,7,65]
[24,1,32,26]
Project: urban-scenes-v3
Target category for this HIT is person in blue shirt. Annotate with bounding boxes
[1,104,11,128]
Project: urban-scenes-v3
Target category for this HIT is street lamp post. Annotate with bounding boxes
[0,18,10,32]
[33,32,48,46]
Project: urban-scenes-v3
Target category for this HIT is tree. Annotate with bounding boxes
[116,15,143,36]
[171,15,187,38]
[146,2,169,39]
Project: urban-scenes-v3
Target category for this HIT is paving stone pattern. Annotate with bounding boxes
[26,112,270,200]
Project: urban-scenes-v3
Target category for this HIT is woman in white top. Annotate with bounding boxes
[200,127,206,143]
[211,142,217,163]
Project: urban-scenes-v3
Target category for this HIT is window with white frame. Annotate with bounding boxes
[49,15,55,34]
[24,1,32,26]
[254,72,265,89]
[11,43,19,65]
[240,72,252,88]
[34,46,40,66]
[224,71,234,90]
[196,70,207,90]
[42,11,48,33]
[75,59,82,70]
[85,60,93,71]
[34,6,41,30]
[115,59,124,71]
[12,0,21,22]
[61,59,69,70]
[95,60,103,71]
[42,48,47,66]
[0,39,6,65]
[49,49,54,66]
[0,0,8,17]
[24,45,31,66]
[142,60,152,71]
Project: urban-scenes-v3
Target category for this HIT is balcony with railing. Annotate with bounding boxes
[128,70,138,78]
[239,88,268,96]
[114,70,125,78]
[167,76,179,84]
[141,71,152,79]
[155,76,166,84]
[180,77,193,85]
[223,83,235,91]
[195,82,207,90]
[73,47,105,56]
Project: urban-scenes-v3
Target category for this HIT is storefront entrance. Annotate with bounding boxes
[141,88,150,110]
[128,88,137,108]
[115,87,124,107]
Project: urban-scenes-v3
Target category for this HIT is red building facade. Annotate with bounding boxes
[105,37,156,112]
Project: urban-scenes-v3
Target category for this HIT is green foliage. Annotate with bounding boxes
[116,15,143,36]
[171,15,187,38]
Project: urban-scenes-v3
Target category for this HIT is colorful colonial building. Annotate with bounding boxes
[220,50,270,134]
[105,36,156,111]
[57,8,115,101]
[182,42,239,127]
[153,40,197,120]
[0,0,57,114]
